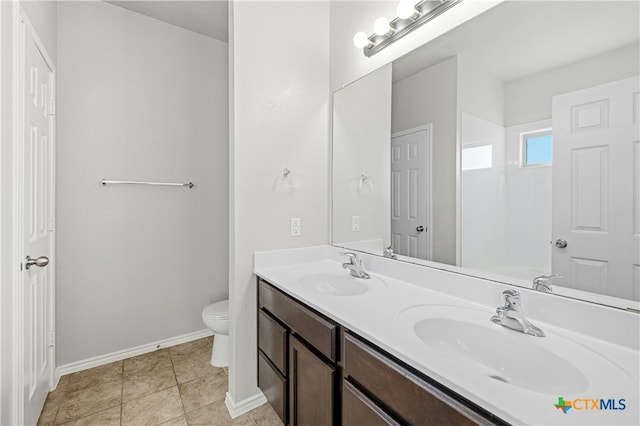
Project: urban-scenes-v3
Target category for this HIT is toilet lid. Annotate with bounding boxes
[203,300,229,319]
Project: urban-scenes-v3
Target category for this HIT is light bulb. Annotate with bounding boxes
[374,17,391,35]
[397,0,418,20]
[353,32,369,49]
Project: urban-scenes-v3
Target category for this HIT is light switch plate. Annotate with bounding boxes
[352,216,360,232]
[290,218,301,236]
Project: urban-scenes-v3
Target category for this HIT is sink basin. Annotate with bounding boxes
[294,272,385,296]
[414,317,588,394]
[398,305,600,395]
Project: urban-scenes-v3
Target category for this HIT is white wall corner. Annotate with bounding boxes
[224,390,267,419]
[51,369,61,392]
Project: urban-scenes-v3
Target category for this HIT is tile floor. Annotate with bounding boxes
[37,337,283,426]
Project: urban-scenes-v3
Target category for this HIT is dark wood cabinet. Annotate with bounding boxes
[257,278,506,426]
[257,279,339,425]
[258,351,287,422]
[258,309,288,375]
[259,279,338,361]
[342,381,399,426]
[289,335,337,426]
[342,332,498,426]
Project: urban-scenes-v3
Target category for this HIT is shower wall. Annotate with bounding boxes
[56,1,228,366]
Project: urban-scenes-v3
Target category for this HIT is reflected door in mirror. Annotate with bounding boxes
[391,126,431,260]
[552,76,640,301]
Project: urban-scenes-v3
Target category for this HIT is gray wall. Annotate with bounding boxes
[392,57,458,265]
[56,1,229,365]
[458,55,505,126]
[333,64,392,248]
[505,43,640,126]
[20,0,57,62]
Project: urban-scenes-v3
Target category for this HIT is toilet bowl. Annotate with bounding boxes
[202,299,229,367]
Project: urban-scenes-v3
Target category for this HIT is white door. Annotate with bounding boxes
[21,13,55,425]
[390,126,431,260]
[552,76,639,301]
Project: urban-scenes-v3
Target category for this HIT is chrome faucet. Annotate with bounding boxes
[383,245,397,259]
[490,290,545,337]
[532,274,561,293]
[340,252,370,279]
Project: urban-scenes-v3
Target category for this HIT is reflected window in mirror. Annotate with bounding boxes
[462,144,493,171]
[522,130,553,167]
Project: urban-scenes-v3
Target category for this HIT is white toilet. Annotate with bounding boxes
[202,299,229,367]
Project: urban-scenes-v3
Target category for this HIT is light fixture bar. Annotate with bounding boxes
[363,0,464,57]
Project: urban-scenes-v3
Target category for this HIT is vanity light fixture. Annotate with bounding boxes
[354,0,463,57]
[397,0,419,20]
[373,17,392,36]
[353,32,371,49]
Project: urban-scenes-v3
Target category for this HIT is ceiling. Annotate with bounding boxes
[107,1,228,42]
[393,1,640,83]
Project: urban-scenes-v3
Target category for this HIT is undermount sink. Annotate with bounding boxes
[396,305,634,396]
[294,272,385,296]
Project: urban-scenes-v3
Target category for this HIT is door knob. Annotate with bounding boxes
[25,256,49,270]
[416,226,425,232]
[555,239,568,248]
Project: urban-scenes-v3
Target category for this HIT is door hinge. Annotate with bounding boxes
[49,100,56,116]
[50,216,56,232]
[49,330,55,347]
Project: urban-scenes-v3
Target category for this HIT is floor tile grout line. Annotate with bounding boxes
[169,349,189,424]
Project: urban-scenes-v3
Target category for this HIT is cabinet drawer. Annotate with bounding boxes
[258,351,287,424]
[258,309,288,375]
[259,279,338,361]
[343,381,400,426]
[343,333,492,426]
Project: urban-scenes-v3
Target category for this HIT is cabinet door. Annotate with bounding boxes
[289,335,336,426]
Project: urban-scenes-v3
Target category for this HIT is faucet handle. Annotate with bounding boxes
[533,273,561,282]
[532,274,561,292]
[340,252,359,264]
[502,289,521,309]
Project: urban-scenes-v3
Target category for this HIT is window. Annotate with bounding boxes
[462,144,492,171]
[521,129,552,167]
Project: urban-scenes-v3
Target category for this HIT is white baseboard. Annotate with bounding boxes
[56,329,213,377]
[224,391,267,419]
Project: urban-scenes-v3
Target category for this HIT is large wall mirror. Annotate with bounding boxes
[332,0,640,310]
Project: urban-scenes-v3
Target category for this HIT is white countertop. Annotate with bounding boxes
[254,245,640,426]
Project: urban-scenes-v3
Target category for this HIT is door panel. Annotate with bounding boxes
[552,76,640,300]
[390,127,431,260]
[22,14,55,425]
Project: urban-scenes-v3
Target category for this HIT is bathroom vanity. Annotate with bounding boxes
[257,278,338,425]
[254,246,640,426]
[257,278,500,425]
